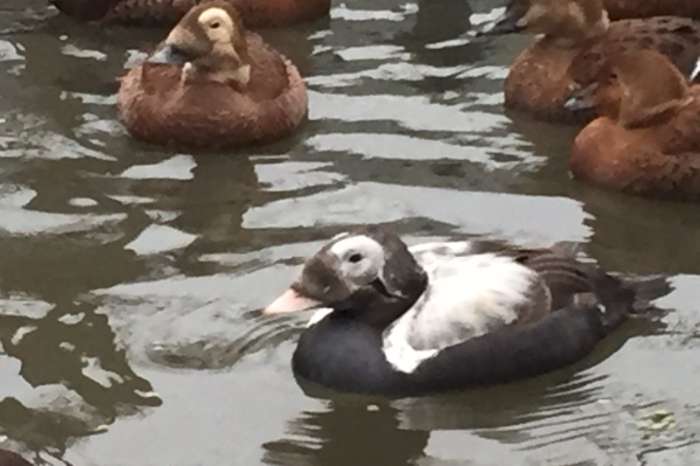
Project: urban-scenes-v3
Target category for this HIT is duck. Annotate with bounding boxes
[478,0,700,123]
[566,49,700,200]
[604,0,700,21]
[51,0,331,28]
[117,1,308,149]
[263,226,670,395]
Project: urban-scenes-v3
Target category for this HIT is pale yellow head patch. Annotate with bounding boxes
[198,7,236,43]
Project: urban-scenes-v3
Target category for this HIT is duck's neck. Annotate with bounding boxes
[545,9,610,49]
[335,270,428,331]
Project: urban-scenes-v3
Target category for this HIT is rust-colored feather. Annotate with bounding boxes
[54,0,330,27]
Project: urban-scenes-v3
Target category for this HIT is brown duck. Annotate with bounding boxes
[479,0,700,123]
[117,1,308,149]
[568,49,700,200]
[51,0,331,28]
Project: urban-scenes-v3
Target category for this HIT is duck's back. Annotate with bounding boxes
[605,0,700,20]
[55,0,331,27]
[506,16,700,123]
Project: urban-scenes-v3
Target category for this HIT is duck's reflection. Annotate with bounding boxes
[262,399,428,466]
[578,187,700,275]
[413,0,472,43]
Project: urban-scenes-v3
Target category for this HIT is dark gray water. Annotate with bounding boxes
[1,1,699,465]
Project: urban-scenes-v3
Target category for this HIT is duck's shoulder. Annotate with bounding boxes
[570,17,700,88]
[606,16,700,52]
[505,39,581,120]
[245,33,293,98]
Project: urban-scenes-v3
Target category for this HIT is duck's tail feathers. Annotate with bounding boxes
[595,274,672,332]
[625,275,673,314]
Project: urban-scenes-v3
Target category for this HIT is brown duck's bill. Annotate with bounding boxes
[564,82,599,112]
[263,288,323,315]
[147,44,190,66]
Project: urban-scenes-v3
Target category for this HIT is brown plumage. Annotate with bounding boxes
[51,0,331,28]
[570,50,700,200]
[604,0,700,21]
[0,450,31,466]
[117,1,308,149]
[483,0,700,123]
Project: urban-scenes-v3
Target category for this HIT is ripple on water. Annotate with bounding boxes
[243,182,590,244]
[0,184,126,235]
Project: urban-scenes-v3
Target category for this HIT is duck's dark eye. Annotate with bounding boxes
[348,253,363,263]
[210,21,221,29]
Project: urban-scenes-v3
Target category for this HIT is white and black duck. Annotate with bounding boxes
[264,226,670,396]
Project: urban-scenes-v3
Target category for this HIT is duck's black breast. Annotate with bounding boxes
[293,314,409,395]
[292,307,607,397]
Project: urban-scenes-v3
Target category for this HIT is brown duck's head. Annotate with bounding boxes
[614,50,692,128]
[565,62,623,120]
[51,0,115,21]
[569,50,693,128]
[481,0,609,46]
[147,1,250,86]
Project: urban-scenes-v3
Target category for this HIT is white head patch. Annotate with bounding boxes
[198,7,235,42]
[329,235,386,287]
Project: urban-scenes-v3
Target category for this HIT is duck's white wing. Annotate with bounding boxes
[383,242,549,373]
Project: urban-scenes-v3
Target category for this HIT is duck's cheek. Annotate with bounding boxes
[263,288,322,315]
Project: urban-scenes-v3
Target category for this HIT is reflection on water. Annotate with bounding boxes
[1,0,700,465]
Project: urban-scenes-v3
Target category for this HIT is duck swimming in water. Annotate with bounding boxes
[117,1,307,149]
[264,227,670,395]
[567,49,700,200]
[51,0,331,28]
[479,0,700,123]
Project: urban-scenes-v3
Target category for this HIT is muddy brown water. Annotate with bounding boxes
[1,1,699,465]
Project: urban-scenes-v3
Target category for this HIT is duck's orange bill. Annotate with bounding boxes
[263,288,322,315]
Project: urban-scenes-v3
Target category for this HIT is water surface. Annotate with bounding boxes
[1,1,700,465]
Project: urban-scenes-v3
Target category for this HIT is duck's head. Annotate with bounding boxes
[147,1,250,86]
[264,227,428,328]
[569,50,692,128]
[480,0,609,46]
